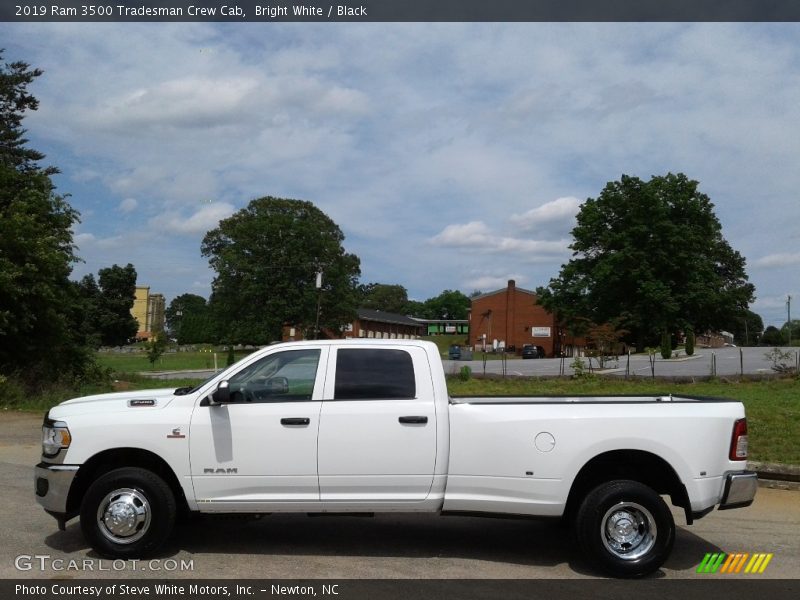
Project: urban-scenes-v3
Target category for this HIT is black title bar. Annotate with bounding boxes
[5,0,800,22]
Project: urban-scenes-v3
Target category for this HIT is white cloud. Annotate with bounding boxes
[511,197,582,231]
[151,203,236,235]
[430,221,492,247]
[74,232,96,245]
[430,220,570,258]
[118,198,138,213]
[752,253,800,268]
[465,274,529,292]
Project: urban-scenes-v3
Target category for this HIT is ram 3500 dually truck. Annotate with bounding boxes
[36,340,757,577]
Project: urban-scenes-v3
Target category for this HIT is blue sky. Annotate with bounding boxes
[4,23,800,330]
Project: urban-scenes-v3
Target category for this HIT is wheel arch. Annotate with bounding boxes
[564,449,692,525]
[67,447,188,517]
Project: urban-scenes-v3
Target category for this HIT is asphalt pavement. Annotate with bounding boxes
[444,346,800,378]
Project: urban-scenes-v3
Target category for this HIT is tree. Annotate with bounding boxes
[144,334,167,368]
[358,283,413,314]
[74,266,138,347]
[165,293,214,344]
[97,263,138,345]
[421,289,471,320]
[202,197,361,344]
[0,51,47,172]
[684,328,695,356]
[0,53,90,382]
[781,319,800,345]
[726,310,764,346]
[761,326,783,346]
[537,173,755,351]
[585,321,628,368]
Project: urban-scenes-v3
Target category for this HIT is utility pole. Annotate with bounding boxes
[788,295,792,346]
[314,272,323,340]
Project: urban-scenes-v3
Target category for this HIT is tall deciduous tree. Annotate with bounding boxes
[165,293,213,344]
[95,264,138,346]
[359,283,413,314]
[202,197,361,344]
[537,173,754,350]
[75,265,139,347]
[726,310,764,346]
[0,52,90,381]
[421,289,471,320]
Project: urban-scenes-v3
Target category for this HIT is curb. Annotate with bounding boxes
[748,461,800,490]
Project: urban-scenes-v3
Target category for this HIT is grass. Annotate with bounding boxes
[95,348,253,372]
[448,376,800,464]
[3,360,797,464]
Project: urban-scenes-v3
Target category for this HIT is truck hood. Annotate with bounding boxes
[48,387,180,419]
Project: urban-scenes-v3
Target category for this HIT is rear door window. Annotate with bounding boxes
[334,349,416,400]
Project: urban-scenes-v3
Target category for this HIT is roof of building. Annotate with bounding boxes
[471,284,537,302]
[356,308,425,328]
[410,318,469,324]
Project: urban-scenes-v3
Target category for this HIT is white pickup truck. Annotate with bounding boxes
[35,340,757,577]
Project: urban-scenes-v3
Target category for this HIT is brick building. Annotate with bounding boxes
[283,308,425,341]
[469,280,585,357]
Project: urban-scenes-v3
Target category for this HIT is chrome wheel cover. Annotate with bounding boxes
[600,501,657,560]
[96,487,151,545]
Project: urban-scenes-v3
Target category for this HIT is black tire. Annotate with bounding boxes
[80,467,176,558]
[575,479,675,578]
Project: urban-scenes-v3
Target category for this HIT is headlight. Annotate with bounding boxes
[42,419,71,457]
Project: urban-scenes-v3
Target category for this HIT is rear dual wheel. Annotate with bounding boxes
[575,479,675,578]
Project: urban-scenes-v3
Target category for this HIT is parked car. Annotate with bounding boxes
[522,344,544,359]
[448,344,461,360]
[36,339,756,577]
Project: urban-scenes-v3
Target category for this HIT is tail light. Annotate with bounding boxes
[729,418,748,461]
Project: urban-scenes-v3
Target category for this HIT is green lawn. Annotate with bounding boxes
[448,376,800,464]
[96,349,253,372]
[5,361,797,464]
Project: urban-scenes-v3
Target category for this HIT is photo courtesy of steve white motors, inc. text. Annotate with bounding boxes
[14,583,338,597]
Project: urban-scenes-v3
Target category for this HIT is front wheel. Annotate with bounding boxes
[575,479,675,578]
[80,467,176,558]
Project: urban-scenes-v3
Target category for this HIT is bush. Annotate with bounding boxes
[459,365,472,382]
[660,330,672,360]
[765,347,797,373]
[685,329,695,356]
[571,356,590,378]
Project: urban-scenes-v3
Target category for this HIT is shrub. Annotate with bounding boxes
[685,329,695,356]
[570,356,588,378]
[459,365,472,382]
[660,330,672,360]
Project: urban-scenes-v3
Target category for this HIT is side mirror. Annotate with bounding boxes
[210,380,231,405]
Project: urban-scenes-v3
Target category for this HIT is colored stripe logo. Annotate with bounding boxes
[697,552,773,574]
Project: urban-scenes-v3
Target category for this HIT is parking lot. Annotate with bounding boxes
[2,412,798,580]
[444,346,800,379]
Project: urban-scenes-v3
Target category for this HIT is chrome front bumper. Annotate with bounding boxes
[35,462,79,516]
[719,471,758,510]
